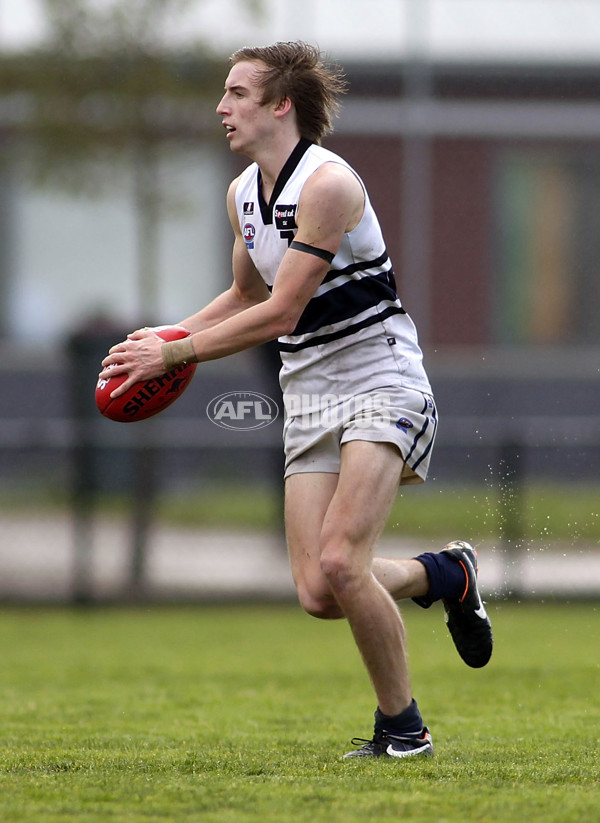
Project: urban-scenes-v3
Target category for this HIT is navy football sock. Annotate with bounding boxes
[375,699,424,735]
[412,551,467,609]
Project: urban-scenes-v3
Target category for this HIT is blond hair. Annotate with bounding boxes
[230,41,348,144]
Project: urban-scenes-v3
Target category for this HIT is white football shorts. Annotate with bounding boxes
[283,386,438,484]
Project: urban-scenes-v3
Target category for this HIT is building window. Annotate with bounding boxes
[493,146,600,345]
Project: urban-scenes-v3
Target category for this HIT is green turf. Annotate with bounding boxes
[0,603,598,822]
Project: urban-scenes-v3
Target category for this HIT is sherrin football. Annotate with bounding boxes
[95,325,197,423]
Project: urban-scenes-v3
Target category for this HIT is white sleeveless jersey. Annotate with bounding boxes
[234,139,431,402]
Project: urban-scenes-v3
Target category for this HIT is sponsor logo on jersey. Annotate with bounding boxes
[274,204,297,230]
[243,222,256,249]
[243,201,254,215]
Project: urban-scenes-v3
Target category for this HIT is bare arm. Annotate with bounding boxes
[99,163,364,394]
[99,176,269,392]
[177,178,271,334]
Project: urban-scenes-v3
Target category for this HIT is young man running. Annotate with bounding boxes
[99,41,492,759]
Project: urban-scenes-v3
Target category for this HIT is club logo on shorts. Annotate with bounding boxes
[396,417,414,431]
[243,223,256,249]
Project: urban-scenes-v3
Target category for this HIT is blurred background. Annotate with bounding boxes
[1,0,599,603]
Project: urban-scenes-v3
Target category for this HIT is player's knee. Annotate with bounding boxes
[319,547,361,595]
[296,583,341,620]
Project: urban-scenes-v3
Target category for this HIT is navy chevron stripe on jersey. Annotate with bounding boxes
[322,249,391,284]
[278,304,406,352]
[257,138,312,225]
[293,269,402,336]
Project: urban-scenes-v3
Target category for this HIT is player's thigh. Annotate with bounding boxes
[285,471,338,602]
[320,439,405,566]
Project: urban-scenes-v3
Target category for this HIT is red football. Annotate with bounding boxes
[95,325,197,423]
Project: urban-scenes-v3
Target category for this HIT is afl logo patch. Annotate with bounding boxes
[243,223,255,249]
[396,417,414,431]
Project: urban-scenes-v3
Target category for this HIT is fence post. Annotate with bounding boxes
[67,321,158,601]
[67,324,128,603]
[129,425,158,592]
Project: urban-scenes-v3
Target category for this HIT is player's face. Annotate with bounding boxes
[216,61,275,156]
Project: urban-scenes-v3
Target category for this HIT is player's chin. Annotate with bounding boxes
[227,135,244,153]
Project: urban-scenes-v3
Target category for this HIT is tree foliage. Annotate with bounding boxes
[0,0,262,319]
[0,0,242,188]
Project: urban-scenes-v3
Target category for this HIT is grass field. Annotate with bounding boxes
[0,602,598,822]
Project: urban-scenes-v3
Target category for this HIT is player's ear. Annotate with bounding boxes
[274,96,292,118]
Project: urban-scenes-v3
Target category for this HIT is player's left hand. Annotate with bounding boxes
[98,327,165,398]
